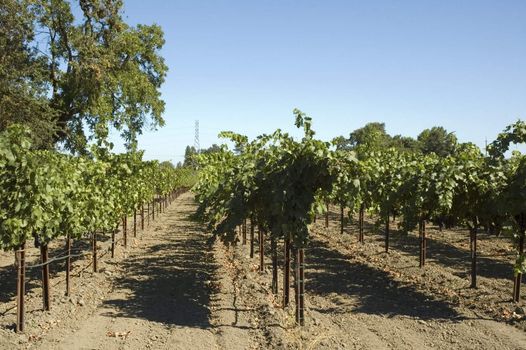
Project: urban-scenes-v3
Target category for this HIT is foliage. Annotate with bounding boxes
[0,0,168,152]
[0,124,189,251]
[0,0,57,148]
[417,126,458,157]
[194,109,333,247]
[488,120,526,274]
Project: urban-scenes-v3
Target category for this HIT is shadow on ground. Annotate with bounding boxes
[375,227,516,282]
[306,238,462,321]
[102,199,219,328]
[327,208,516,282]
[0,235,111,305]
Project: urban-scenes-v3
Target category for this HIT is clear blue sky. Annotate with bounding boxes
[110,0,526,163]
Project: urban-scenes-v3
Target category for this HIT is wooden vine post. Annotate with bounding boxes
[66,235,71,296]
[325,200,329,228]
[147,202,150,225]
[358,203,364,243]
[111,226,116,258]
[283,238,291,307]
[340,204,344,234]
[41,244,51,311]
[133,209,137,237]
[419,219,426,268]
[250,219,255,258]
[514,234,525,302]
[295,247,305,326]
[513,214,525,302]
[92,232,98,273]
[16,242,26,333]
[242,219,247,245]
[470,227,477,288]
[141,203,145,230]
[271,236,278,294]
[385,214,390,253]
[259,227,264,272]
[123,216,128,248]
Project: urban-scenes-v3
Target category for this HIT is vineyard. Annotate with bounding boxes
[1,0,526,348]
[0,115,526,348]
[0,125,194,335]
[193,110,526,327]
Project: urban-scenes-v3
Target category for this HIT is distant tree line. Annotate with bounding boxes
[333,122,458,158]
[178,144,222,168]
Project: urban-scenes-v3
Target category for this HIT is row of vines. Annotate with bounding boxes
[192,109,526,326]
[0,125,195,332]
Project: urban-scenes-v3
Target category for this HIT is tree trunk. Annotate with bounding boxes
[283,238,291,307]
[41,244,50,311]
[16,242,26,333]
[295,247,305,326]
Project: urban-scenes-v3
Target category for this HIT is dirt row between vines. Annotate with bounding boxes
[225,214,526,349]
[1,194,525,349]
[0,192,270,349]
[313,207,526,330]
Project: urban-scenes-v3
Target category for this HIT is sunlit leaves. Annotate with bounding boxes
[0,125,193,251]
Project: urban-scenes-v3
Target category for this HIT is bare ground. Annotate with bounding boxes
[1,195,525,349]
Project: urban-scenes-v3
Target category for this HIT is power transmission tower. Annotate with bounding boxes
[194,120,200,153]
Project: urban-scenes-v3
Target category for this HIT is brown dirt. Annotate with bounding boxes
[1,195,525,349]
[0,193,266,349]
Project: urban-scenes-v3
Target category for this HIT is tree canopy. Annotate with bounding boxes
[417,126,458,157]
[335,122,458,158]
[0,0,167,153]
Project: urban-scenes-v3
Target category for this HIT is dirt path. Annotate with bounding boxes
[0,193,265,350]
[300,233,526,349]
[2,194,526,349]
[216,224,526,349]
[46,192,221,350]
